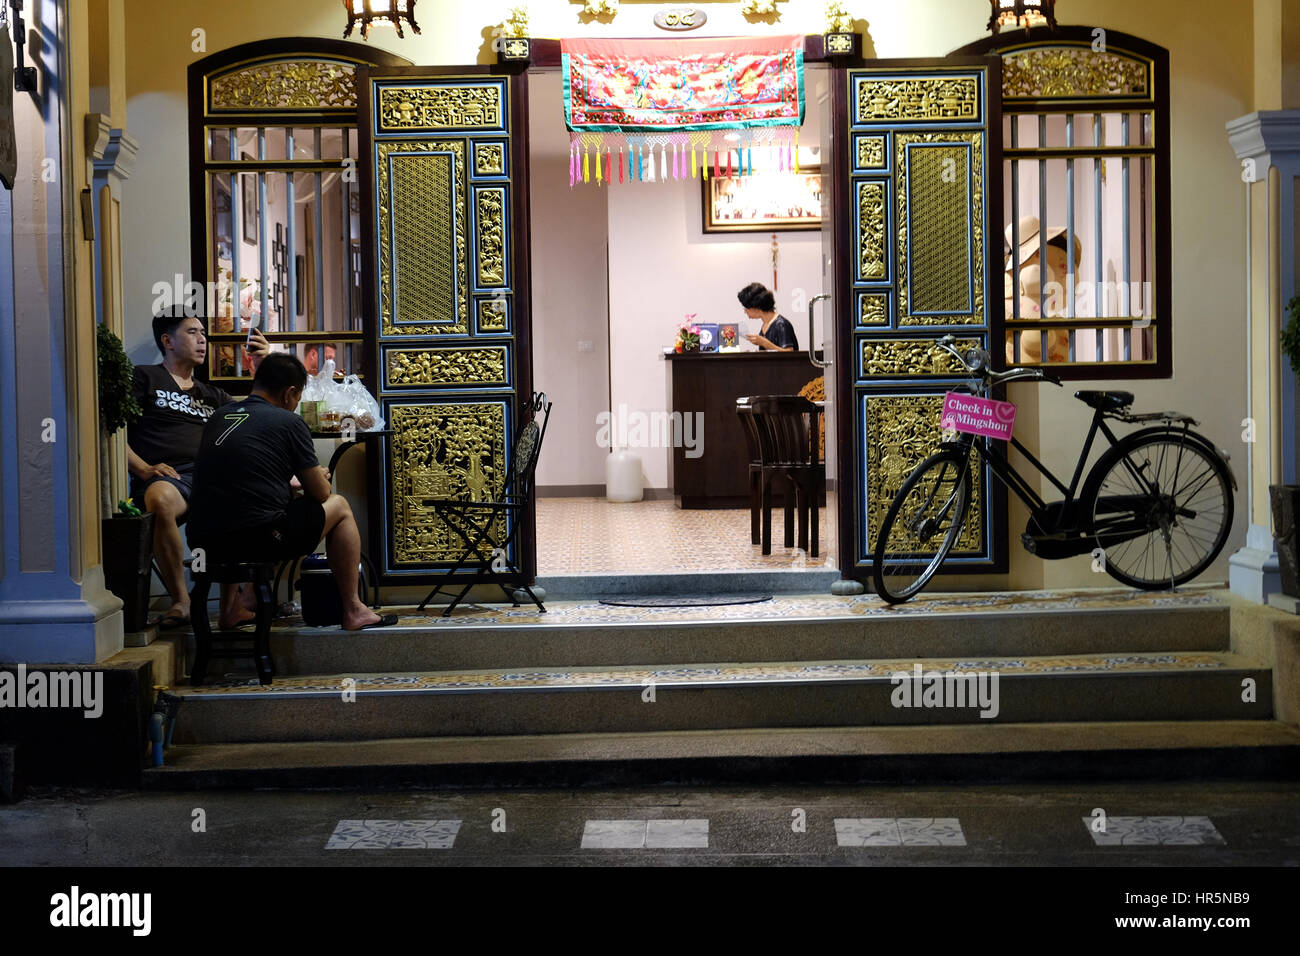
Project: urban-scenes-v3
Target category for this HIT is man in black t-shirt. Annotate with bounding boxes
[126,311,268,628]
[737,281,799,351]
[188,354,393,632]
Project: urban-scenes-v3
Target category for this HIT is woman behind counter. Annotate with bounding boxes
[737,282,798,352]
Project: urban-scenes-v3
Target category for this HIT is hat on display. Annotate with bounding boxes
[1004,215,1082,270]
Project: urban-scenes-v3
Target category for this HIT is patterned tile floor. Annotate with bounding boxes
[835,818,968,847]
[177,650,1236,697]
[306,584,1224,631]
[1083,815,1227,846]
[320,815,1229,851]
[536,495,838,573]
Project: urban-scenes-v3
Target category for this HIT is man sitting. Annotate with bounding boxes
[186,353,395,632]
[126,310,269,628]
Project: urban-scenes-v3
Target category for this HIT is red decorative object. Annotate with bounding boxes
[562,35,804,132]
[987,0,1057,33]
[342,0,421,41]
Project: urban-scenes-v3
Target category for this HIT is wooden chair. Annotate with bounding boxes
[749,395,824,557]
[189,560,278,686]
[416,392,552,617]
[734,397,764,545]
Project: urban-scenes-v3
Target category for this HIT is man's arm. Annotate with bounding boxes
[297,466,332,503]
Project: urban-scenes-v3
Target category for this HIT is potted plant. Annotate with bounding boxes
[1274,294,1300,597]
[674,317,701,353]
[97,323,154,632]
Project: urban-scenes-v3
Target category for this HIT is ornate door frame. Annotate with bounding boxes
[830,55,1007,584]
[357,65,535,586]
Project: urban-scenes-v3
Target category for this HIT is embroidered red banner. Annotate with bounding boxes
[562,35,805,132]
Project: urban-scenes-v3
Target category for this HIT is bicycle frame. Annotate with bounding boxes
[943,389,1139,535]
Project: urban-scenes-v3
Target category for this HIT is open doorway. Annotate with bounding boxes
[527,63,838,579]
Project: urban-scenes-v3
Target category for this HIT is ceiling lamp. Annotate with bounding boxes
[988,0,1057,33]
[342,0,421,40]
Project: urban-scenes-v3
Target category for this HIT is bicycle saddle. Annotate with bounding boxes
[1074,390,1134,412]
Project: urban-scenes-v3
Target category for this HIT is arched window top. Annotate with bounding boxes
[998,43,1152,101]
[207,57,364,114]
[192,38,411,118]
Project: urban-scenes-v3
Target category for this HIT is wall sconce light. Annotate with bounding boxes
[342,0,421,41]
[10,0,38,92]
[987,0,1057,34]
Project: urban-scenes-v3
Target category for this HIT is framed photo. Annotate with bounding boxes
[702,166,823,234]
[241,158,259,245]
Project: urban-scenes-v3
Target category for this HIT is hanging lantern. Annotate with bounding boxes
[342,0,421,40]
[987,0,1057,33]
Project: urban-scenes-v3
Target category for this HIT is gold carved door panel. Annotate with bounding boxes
[844,61,1006,577]
[360,68,529,582]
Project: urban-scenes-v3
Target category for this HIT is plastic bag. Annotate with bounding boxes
[336,374,384,432]
[300,358,335,404]
[300,359,384,432]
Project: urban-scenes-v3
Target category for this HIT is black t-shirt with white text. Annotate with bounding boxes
[187,395,320,539]
[127,364,233,471]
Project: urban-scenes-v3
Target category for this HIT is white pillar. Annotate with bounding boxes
[1227,110,1300,603]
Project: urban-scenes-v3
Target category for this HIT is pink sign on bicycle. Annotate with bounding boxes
[941,392,1017,440]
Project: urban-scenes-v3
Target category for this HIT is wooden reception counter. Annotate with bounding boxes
[664,350,823,509]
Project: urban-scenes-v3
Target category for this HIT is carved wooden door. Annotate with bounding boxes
[357,66,533,585]
[835,58,1007,582]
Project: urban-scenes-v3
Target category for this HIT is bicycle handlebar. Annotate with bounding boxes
[938,334,1063,388]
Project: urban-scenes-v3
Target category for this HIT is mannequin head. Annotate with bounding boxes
[1004,219,1082,364]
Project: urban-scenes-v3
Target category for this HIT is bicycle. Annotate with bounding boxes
[872,335,1237,604]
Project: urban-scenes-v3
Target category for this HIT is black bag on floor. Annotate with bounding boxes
[296,554,373,626]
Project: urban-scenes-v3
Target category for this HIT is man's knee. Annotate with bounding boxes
[145,483,187,522]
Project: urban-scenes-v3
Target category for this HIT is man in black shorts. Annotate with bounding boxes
[186,354,393,631]
[127,310,269,628]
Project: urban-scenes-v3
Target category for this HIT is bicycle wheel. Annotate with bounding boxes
[1084,431,1234,589]
[873,449,972,603]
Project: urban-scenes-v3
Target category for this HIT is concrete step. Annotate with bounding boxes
[169,650,1271,743]
[142,720,1300,789]
[251,589,1231,675]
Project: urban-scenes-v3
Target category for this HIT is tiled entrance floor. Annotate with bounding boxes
[536,495,838,573]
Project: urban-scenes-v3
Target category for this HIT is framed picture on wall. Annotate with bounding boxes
[702,166,824,234]
[241,157,259,245]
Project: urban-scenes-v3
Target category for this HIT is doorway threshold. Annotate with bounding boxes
[536,568,841,600]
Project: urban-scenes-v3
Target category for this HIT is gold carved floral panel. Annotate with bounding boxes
[387,347,510,388]
[388,402,509,565]
[858,181,887,282]
[859,338,979,379]
[475,188,507,288]
[378,84,504,131]
[864,394,984,556]
[209,59,358,112]
[858,293,888,327]
[856,135,886,170]
[1001,46,1150,99]
[855,76,979,124]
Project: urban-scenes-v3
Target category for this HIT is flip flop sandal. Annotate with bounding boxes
[156,613,190,630]
[352,613,399,631]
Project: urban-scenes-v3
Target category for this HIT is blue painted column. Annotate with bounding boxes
[0,0,123,663]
